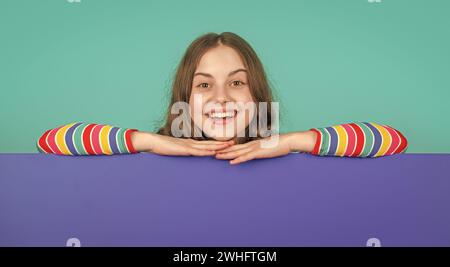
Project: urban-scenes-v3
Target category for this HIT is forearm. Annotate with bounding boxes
[307,122,408,157]
[130,131,155,153]
[37,122,139,155]
[287,130,317,153]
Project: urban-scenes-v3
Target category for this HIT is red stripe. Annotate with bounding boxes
[349,123,365,157]
[38,129,53,153]
[125,129,138,153]
[82,124,97,155]
[383,125,400,155]
[91,125,103,155]
[47,126,63,154]
[309,128,321,155]
[393,128,408,154]
[342,123,356,156]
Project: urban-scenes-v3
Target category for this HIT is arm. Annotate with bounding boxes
[216,121,408,165]
[291,122,408,157]
[36,122,233,156]
[36,122,139,155]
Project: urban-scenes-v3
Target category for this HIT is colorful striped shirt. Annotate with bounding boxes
[37,121,408,157]
[309,122,408,157]
[36,122,138,155]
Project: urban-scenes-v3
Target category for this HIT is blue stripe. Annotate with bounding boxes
[325,126,338,155]
[65,122,83,155]
[109,127,120,154]
[363,122,382,157]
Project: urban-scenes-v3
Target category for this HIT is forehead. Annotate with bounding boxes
[195,45,245,74]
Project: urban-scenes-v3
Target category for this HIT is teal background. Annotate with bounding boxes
[1,0,449,153]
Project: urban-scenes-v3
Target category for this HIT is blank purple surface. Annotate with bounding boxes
[1,153,449,247]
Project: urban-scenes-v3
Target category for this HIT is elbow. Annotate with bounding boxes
[397,130,408,154]
[389,125,408,155]
[36,129,52,154]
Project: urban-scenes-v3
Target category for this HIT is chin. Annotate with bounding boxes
[207,135,235,141]
[201,127,247,142]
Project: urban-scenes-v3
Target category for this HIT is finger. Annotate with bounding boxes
[191,143,231,150]
[191,139,235,145]
[215,147,252,160]
[230,151,258,165]
[187,148,216,156]
[215,143,249,153]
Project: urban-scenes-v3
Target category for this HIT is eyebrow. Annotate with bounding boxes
[194,68,247,78]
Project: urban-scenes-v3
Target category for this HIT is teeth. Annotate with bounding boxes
[209,111,235,118]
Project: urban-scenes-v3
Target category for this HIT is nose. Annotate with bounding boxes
[212,85,230,104]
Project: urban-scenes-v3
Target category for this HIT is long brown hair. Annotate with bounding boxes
[157,32,275,144]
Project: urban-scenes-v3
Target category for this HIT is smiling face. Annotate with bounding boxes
[189,44,256,141]
[157,32,274,143]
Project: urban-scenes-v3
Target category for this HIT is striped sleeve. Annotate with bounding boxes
[36,122,139,156]
[309,122,408,157]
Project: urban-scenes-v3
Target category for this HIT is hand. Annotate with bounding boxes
[215,131,317,165]
[132,131,234,156]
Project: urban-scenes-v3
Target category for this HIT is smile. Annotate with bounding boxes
[206,110,238,125]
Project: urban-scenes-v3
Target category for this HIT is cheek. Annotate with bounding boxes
[189,96,206,127]
[238,88,256,119]
[233,86,254,103]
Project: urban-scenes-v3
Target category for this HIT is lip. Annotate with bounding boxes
[205,110,238,125]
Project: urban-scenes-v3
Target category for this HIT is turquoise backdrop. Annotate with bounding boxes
[1,0,449,152]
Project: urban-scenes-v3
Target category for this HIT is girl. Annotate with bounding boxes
[36,32,408,165]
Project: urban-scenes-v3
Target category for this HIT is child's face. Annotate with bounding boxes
[189,45,255,141]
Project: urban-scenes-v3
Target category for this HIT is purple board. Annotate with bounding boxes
[1,153,450,247]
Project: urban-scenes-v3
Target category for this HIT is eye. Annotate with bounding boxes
[231,80,245,87]
[197,82,210,89]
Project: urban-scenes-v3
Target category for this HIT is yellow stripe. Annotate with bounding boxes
[372,122,391,157]
[334,125,348,156]
[100,125,113,155]
[55,123,77,155]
